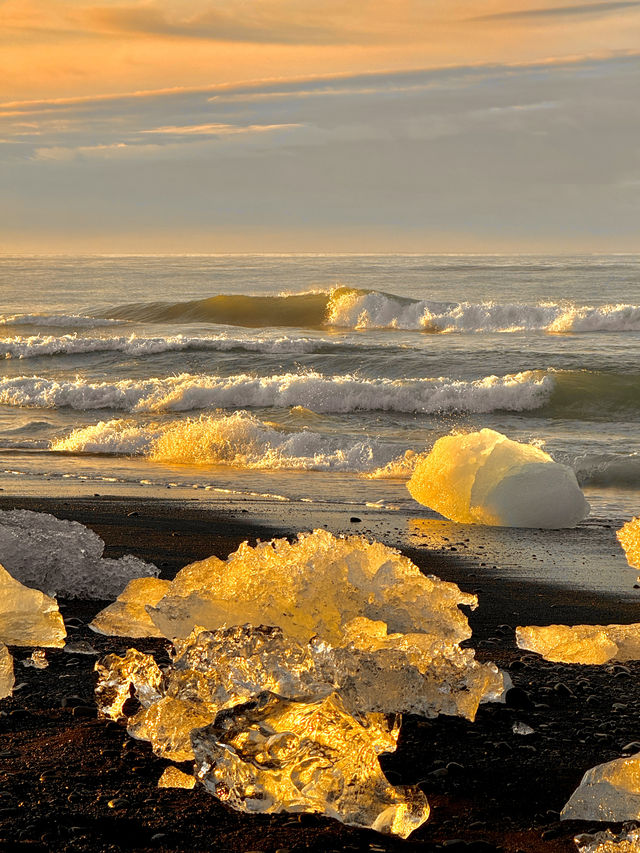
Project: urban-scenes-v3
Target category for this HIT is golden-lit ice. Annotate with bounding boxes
[407,428,589,528]
[90,577,170,638]
[516,623,640,665]
[0,561,66,648]
[158,766,196,789]
[574,827,640,853]
[193,691,429,838]
[562,752,640,822]
[617,517,640,571]
[0,642,14,700]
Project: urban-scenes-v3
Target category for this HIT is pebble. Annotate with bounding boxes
[107,798,129,809]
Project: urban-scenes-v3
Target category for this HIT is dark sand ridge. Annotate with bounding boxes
[0,495,639,852]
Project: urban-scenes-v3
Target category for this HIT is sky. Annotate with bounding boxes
[1,0,639,252]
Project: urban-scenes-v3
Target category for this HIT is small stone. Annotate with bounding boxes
[107,798,129,809]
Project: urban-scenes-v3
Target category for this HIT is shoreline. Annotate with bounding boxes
[0,494,639,851]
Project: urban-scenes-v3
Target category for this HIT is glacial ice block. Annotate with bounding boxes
[0,642,14,700]
[516,623,640,665]
[0,509,158,599]
[193,692,430,838]
[407,428,590,528]
[0,562,66,647]
[618,517,640,571]
[90,577,170,637]
[562,752,640,822]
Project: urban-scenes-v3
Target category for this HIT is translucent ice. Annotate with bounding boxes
[158,767,196,789]
[22,650,48,669]
[95,648,163,721]
[90,577,170,638]
[0,509,158,599]
[562,752,640,822]
[0,642,14,699]
[516,623,640,665]
[193,692,430,838]
[618,517,640,571]
[0,562,66,647]
[407,428,589,528]
[575,827,640,852]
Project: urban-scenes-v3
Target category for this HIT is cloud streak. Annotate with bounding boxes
[473,0,640,21]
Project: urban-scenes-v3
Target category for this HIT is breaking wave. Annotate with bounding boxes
[98,287,640,333]
[0,370,553,415]
[0,332,351,360]
[572,452,640,489]
[51,413,385,472]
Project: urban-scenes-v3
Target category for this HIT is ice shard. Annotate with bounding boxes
[0,509,158,599]
[516,623,640,665]
[0,642,14,700]
[575,827,640,852]
[407,428,589,528]
[95,648,163,721]
[618,517,640,571]
[90,577,170,638]
[158,767,196,789]
[193,692,430,838]
[0,562,66,648]
[562,753,640,822]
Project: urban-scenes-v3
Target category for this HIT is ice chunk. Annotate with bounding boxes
[516,623,640,664]
[512,722,534,736]
[90,577,170,638]
[0,562,66,647]
[0,509,158,599]
[158,767,196,789]
[95,648,163,720]
[193,692,430,838]
[575,827,640,852]
[407,428,589,528]
[562,753,640,822]
[0,642,14,699]
[618,517,640,571]
[22,650,48,669]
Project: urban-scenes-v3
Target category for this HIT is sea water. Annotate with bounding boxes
[1,254,639,540]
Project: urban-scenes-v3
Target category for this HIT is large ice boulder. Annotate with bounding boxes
[407,428,589,528]
[516,623,640,665]
[562,752,640,822]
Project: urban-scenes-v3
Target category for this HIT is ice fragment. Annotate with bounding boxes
[512,722,534,736]
[562,753,640,822]
[22,650,48,669]
[407,428,589,528]
[158,766,196,789]
[0,509,158,599]
[0,642,14,699]
[618,518,640,571]
[575,827,640,852]
[0,562,66,647]
[95,648,163,720]
[90,577,170,637]
[516,623,640,664]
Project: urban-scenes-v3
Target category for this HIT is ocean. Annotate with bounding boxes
[1,253,639,593]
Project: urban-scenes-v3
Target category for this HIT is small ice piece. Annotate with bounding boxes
[22,650,48,669]
[192,691,430,838]
[89,577,171,638]
[407,428,589,528]
[158,767,196,789]
[95,648,163,720]
[63,640,98,655]
[575,827,640,852]
[562,753,640,822]
[512,721,534,736]
[0,509,158,599]
[0,562,66,647]
[0,642,15,699]
[516,624,640,664]
[618,518,640,570]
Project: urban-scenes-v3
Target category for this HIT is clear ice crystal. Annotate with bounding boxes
[0,509,158,599]
[562,753,640,822]
[575,827,640,852]
[0,562,66,648]
[192,691,430,838]
[0,642,15,699]
[516,623,640,665]
[90,577,170,637]
[407,428,589,528]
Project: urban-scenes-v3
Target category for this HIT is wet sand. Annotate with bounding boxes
[1,495,639,852]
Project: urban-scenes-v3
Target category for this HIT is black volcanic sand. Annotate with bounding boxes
[1,495,640,852]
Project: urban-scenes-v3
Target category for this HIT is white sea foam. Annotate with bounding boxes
[51,412,387,472]
[0,333,342,359]
[0,370,553,414]
[0,313,121,329]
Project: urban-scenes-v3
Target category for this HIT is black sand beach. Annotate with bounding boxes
[1,496,639,852]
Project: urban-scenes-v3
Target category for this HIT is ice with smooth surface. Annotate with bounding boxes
[407,428,590,528]
[0,642,14,699]
[0,509,158,599]
[516,623,640,664]
[562,753,640,822]
[0,562,66,647]
[193,692,430,838]
[158,767,196,789]
[618,518,640,571]
[90,577,170,637]
[575,828,640,852]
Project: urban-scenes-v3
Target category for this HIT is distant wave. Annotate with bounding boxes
[51,412,386,473]
[0,370,552,415]
[0,313,122,329]
[96,287,640,333]
[0,332,353,360]
[572,452,640,488]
